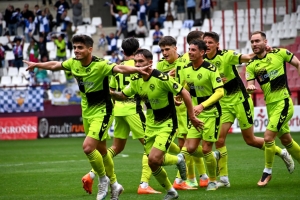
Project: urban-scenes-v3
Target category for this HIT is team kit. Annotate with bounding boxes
[24,31,300,200]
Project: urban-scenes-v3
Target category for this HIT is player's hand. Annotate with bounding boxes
[138,64,152,75]
[174,96,182,106]
[190,116,204,132]
[168,69,175,77]
[194,104,204,116]
[266,45,273,53]
[23,60,37,71]
[246,84,256,94]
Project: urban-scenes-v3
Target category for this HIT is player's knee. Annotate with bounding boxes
[111,145,124,155]
[148,155,162,167]
[279,134,292,146]
[82,144,94,155]
[215,138,225,148]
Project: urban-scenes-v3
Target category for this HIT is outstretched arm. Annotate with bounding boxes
[24,60,63,71]
[290,55,300,76]
[113,64,151,75]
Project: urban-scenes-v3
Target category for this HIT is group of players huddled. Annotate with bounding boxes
[24,29,300,200]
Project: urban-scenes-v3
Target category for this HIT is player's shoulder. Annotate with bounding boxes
[152,69,169,81]
[246,55,260,66]
[92,56,107,63]
[201,61,217,72]
[177,54,189,64]
[158,57,166,63]
[183,62,193,69]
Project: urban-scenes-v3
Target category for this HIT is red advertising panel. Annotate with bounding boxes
[0,117,38,140]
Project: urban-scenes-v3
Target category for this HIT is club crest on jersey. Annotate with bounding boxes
[215,61,221,68]
[266,57,272,63]
[216,77,222,83]
[150,84,155,91]
[86,68,91,73]
[197,73,202,80]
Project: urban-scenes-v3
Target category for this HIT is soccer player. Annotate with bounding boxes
[82,37,161,194]
[203,31,294,188]
[23,34,151,200]
[110,48,204,199]
[156,35,208,189]
[181,39,224,191]
[246,31,300,186]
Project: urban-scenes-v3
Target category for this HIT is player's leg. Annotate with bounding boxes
[145,128,181,199]
[202,117,220,191]
[215,109,233,188]
[238,98,290,171]
[127,113,161,194]
[82,116,113,198]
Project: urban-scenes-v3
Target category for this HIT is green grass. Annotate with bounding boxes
[0,133,299,200]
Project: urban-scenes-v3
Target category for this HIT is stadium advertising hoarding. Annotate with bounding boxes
[0,117,38,140]
[38,116,85,138]
[231,105,300,133]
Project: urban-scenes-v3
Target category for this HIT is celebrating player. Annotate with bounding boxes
[24,34,151,200]
[110,48,203,199]
[246,31,300,186]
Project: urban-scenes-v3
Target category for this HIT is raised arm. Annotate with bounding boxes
[113,64,151,75]
[24,60,64,71]
[110,4,116,16]
[240,53,255,63]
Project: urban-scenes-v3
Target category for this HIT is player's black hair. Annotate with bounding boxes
[121,37,140,56]
[158,36,177,47]
[72,34,94,48]
[187,30,204,44]
[251,31,266,39]
[203,31,219,43]
[189,39,207,52]
[134,49,153,60]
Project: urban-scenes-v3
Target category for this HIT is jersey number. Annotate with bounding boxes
[116,74,130,91]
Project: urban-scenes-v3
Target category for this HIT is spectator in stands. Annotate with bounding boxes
[35,54,50,84]
[109,51,120,64]
[60,10,71,32]
[53,34,67,61]
[34,5,42,16]
[66,22,77,56]
[150,11,164,29]
[135,20,148,38]
[44,8,55,32]
[21,4,35,21]
[54,0,70,26]
[24,16,35,42]
[98,33,107,51]
[31,34,48,59]
[43,0,53,5]
[0,43,5,68]
[110,4,131,39]
[4,5,14,35]
[148,0,158,23]
[186,0,196,20]
[199,0,213,23]
[35,10,50,39]
[8,36,24,69]
[71,0,83,27]
[113,0,130,14]
[27,40,39,63]
[0,11,3,36]
[175,0,185,21]
[152,24,163,45]
[106,32,118,55]
[165,0,174,22]
[134,0,150,29]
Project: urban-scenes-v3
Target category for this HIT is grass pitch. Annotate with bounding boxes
[0,133,299,200]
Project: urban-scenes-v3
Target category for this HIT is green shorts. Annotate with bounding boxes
[266,97,294,137]
[221,98,254,130]
[114,112,145,139]
[83,114,114,141]
[187,116,221,142]
[144,127,177,155]
[176,104,188,138]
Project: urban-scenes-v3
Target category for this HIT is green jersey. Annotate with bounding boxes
[109,59,142,116]
[54,39,66,57]
[246,48,293,104]
[156,54,189,85]
[182,61,223,117]
[122,69,183,130]
[62,56,115,118]
[204,49,249,108]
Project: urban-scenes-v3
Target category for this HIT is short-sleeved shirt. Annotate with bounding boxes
[62,56,116,118]
[246,48,293,104]
[182,61,223,117]
[204,49,249,108]
[109,59,143,116]
[122,69,183,130]
[156,54,189,85]
[54,39,66,57]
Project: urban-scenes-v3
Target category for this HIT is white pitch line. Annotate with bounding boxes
[0,159,86,167]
